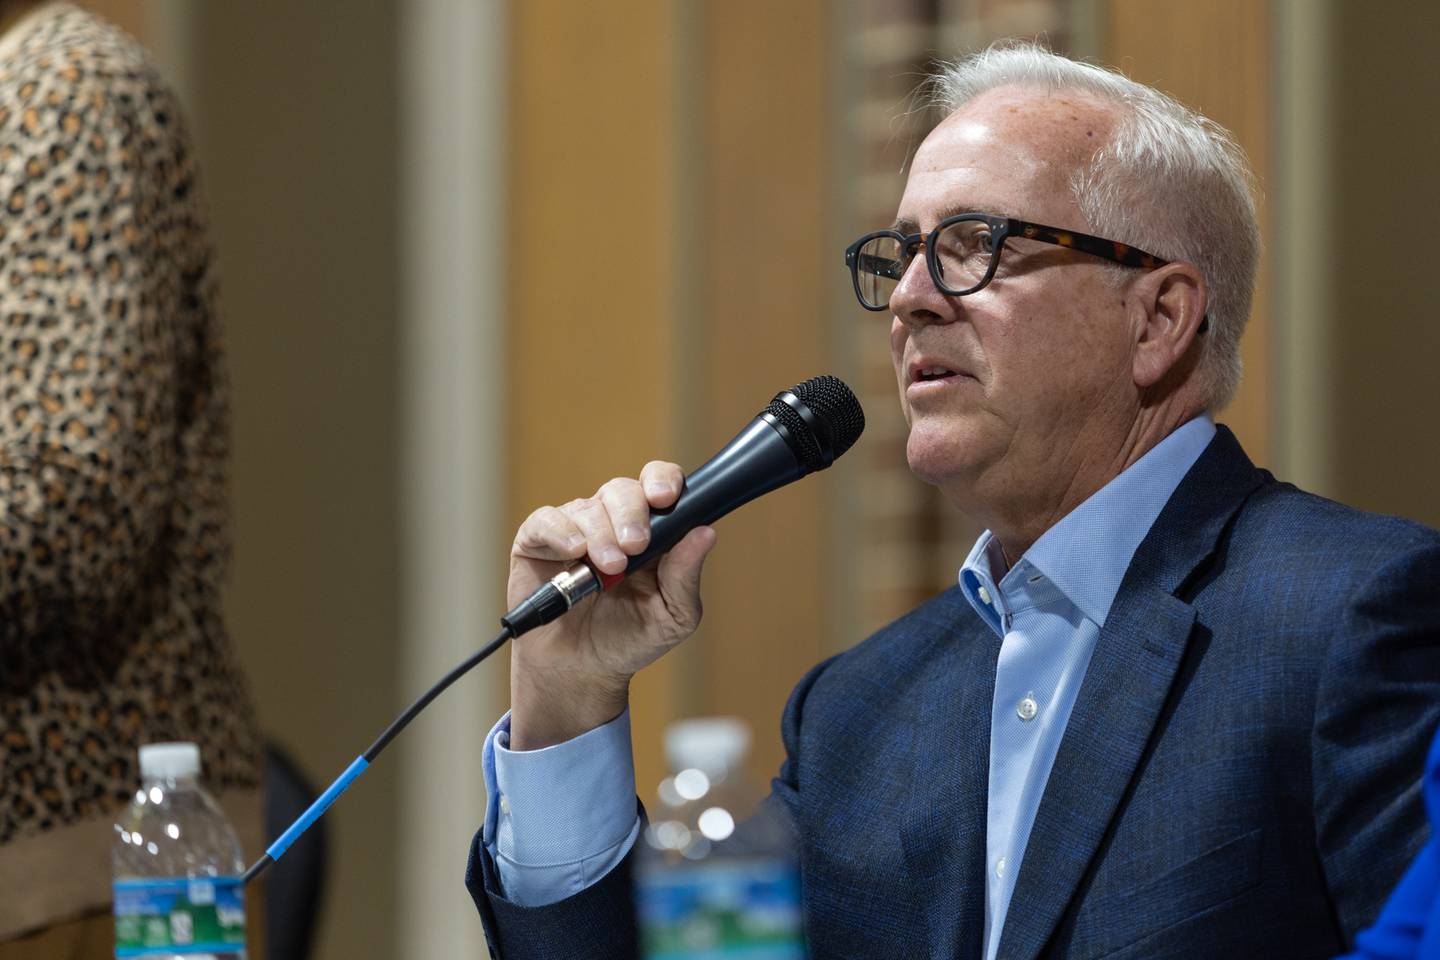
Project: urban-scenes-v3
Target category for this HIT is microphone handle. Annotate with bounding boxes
[625,416,805,574]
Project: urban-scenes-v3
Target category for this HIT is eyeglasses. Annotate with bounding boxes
[844,212,1204,331]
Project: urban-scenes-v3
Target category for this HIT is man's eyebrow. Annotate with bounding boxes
[889,204,1015,236]
[890,215,918,235]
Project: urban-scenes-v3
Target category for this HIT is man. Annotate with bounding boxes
[467,44,1440,959]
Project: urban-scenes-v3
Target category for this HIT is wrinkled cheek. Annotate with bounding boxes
[890,319,910,422]
[889,324,906,374]
[885,371,910,426]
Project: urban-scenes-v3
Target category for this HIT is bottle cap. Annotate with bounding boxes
[139,742,201,781]
[665,717,750,776]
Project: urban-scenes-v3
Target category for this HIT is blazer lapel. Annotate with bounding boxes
[902,601,999,956]
[996,585,1195,960]
[866,589,998,957]
[996,426,1269,960]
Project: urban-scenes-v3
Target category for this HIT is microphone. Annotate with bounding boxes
[501,374,865,638]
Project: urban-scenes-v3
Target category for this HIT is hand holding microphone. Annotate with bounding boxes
[506,462,717,750]
[505,374,866,750]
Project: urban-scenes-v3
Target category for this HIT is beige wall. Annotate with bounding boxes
[180,4,404,959]
[1324,0,1440,527]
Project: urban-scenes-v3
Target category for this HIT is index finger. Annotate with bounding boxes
[640,461,684,509]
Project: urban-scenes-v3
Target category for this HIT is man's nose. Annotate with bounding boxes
[889,250,956,328]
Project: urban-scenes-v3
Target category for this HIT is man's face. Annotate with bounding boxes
[889,87,1137,515]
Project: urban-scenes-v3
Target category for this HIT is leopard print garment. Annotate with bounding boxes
[0,0,261,860]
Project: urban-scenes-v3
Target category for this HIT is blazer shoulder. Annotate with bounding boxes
[1234,480,1440,567]
[1200,480,1440,654]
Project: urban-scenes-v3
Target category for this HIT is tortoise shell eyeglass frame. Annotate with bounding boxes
[843,212,1210,333]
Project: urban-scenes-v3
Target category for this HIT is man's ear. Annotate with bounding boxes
[1130,262,1207,390]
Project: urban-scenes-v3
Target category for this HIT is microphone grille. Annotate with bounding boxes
[766,374,866,471]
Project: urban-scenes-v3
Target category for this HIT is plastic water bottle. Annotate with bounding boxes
[112,742,247,959]
[635,717,806,959]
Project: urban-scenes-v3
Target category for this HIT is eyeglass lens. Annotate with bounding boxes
[855,219,996,309]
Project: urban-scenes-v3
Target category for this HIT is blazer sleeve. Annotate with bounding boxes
[466,822,640,960]
[1312,532,1440,941]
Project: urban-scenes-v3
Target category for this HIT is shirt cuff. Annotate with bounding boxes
[482,708,640,906]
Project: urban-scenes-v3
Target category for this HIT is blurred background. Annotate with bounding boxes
[74,0,1440,956]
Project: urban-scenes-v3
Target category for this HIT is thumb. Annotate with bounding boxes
[654,525,718,632]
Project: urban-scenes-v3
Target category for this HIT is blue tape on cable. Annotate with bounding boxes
[267,755,369,861]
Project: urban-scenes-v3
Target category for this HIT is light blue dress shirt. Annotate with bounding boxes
[484,416,1217,956]
[964,415,1215,959]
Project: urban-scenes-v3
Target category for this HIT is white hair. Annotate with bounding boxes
[927,42,1260,411]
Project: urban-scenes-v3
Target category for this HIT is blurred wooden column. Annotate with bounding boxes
[692,1,830,786]
[1103,0,1273,464]
[507,1,685,793]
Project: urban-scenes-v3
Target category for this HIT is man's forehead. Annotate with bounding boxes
[914,111,998,165]
[895,86,1115,228]
[921,86,1116,167]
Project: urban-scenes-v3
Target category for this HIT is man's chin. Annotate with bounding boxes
[905,425,985,491]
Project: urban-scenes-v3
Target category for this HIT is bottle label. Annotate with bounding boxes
[637,858,805,960]
[112,877,246,957]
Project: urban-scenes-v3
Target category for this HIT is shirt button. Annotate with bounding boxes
[977,585,993,605]
[498,793,510,816]
[1017,697,1039,722]
[995,856,1007,879]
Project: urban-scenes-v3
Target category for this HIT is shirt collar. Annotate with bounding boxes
[959,417,1216,633]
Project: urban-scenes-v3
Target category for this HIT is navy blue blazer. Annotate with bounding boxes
[468,427,1440,959]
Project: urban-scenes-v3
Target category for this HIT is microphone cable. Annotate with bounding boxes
[240,624,515,885]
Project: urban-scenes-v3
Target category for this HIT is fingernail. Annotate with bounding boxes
[600,546,626,568]
[619,524,646,545]
[565,533,585,551]
[644,480,667,497]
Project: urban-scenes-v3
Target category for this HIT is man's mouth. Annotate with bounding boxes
[915,365,957,382]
